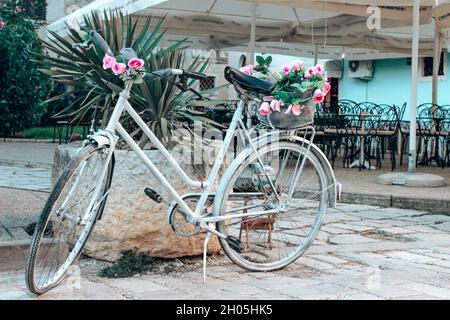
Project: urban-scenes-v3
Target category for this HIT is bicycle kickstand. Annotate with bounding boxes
[202,227,213,285]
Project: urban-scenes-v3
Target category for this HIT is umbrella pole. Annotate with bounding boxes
[378,0,446,187]
[314,45,318,65]
[408,0,420,174]
[248,3,257,65]
[432,0,441,110]
[432,31,441,108]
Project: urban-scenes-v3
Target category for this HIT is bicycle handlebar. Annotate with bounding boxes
[143,69,183,80]
[143,69,209,82]
[182,70,210,81]
[79,26,114,56]
[76,27,209,85]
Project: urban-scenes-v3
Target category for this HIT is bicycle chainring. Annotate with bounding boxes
[168,196,213,238]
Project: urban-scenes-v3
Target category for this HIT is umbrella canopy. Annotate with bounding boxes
[48,0,445,60]
[433,2,450,30]
[47,0,450,175]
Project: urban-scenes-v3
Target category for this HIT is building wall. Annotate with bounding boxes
[339,54,450,120]
[46,0,94,23]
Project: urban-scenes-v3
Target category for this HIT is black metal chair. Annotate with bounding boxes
[416,103,446,167]
[364,103,405,171]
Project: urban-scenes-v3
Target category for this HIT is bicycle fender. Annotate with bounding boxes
[89,129,118,148]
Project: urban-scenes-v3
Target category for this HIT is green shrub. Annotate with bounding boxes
[0,0,48,137]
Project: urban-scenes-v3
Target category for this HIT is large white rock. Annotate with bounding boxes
[53,143,223,262]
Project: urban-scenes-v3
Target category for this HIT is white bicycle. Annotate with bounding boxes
[26,29,340,295]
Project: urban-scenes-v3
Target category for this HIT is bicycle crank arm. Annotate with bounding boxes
[198,221,228,239]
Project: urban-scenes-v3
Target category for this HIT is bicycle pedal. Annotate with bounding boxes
[144,188,163,204]
[226,236,242,253]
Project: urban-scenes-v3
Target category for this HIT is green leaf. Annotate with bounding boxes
[279,91,290,103]
[256,55,265,66]
[265,56,272,66]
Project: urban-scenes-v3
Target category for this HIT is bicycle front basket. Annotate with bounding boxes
[258,90,317,129]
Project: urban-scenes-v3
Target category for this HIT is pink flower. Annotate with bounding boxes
[285,104,293,115]
[240,66,252,76]
[304,72,312,80]
[292,104,302,116]
[292,60,303,72]
[313,89,325,103]
[282,64,291,76]
[112,62,127,75]
[314,64,324,76]
[285,104,302,116]
[259,102,271,116]
[128,58,145,69]
[0,21,6,28]
[103,54,116,70]
[263,96,274,102]
[247,65,254,74]
[323,82,331,94]
[270,100,281,112]
[307,67,315,75]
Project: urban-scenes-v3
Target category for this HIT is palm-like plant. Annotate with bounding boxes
[39,10,223,147]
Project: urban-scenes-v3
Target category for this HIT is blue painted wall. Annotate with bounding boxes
[339,54,450,120]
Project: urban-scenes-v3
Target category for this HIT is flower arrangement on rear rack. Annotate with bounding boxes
[240,56,330,120]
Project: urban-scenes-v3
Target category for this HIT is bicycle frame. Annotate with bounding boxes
[89,82,280,237]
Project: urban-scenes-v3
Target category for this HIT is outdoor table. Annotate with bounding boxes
[342,112,382,170]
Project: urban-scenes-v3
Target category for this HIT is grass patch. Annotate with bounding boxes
[99,251,174,278]
[22,126,86,140]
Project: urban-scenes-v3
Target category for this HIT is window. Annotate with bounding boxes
[419,50,447,81]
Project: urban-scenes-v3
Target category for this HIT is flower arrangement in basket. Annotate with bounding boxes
[241,56,331,129]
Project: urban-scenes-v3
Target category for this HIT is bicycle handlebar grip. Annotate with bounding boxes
[143,69,183,80]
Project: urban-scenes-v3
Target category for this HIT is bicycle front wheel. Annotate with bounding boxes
[216,141,328,271]
[26,143,114,295]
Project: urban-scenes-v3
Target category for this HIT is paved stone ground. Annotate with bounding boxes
[0,142,56,167]
[1,142,450,299]
[1,203,450,300]
[0,166,51,192]
[0,142,54,192]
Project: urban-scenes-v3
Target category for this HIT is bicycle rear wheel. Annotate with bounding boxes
[216,141,328,271]
[26,143,114,295]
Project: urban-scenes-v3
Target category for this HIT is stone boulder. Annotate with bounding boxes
[53,143,222,262]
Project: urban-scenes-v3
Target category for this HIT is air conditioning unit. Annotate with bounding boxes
[348,60,374,80]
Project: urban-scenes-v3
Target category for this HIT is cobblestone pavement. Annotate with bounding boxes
[1,203,450,300]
